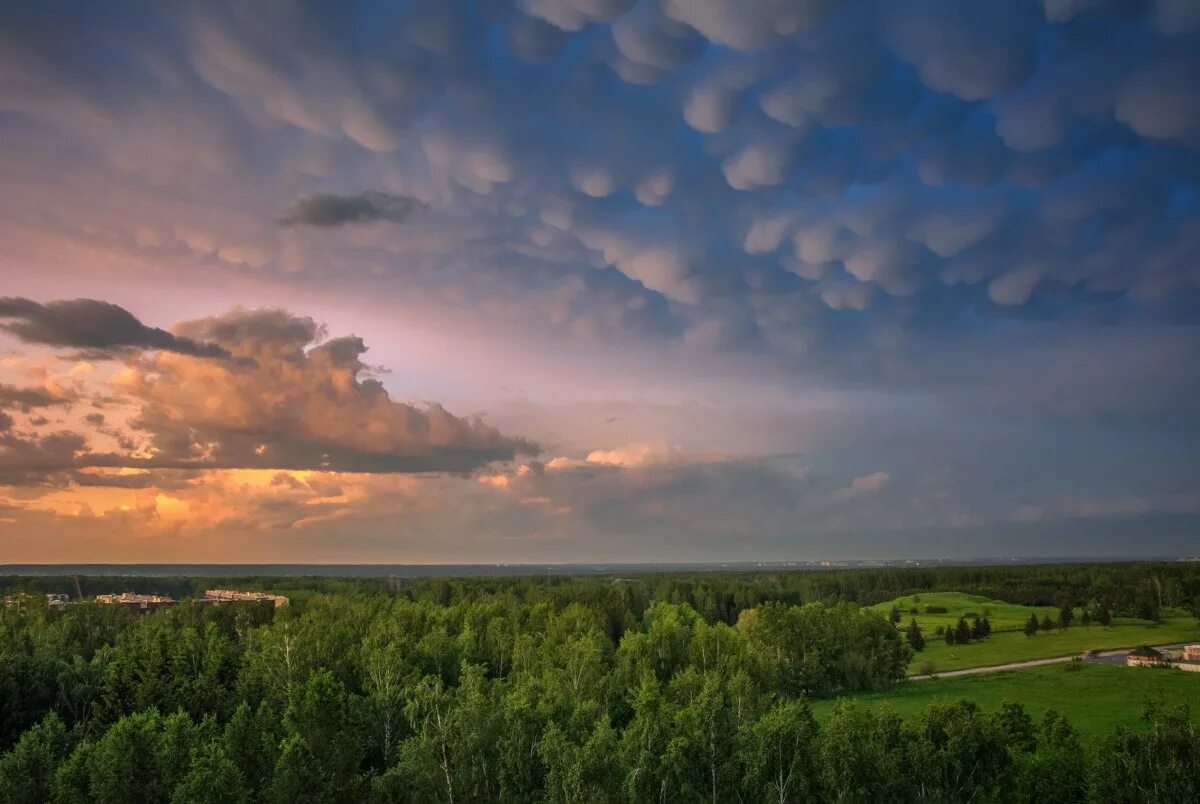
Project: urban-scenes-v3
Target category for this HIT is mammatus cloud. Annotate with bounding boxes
[0,298,232,360]
[883,0,1037,101]
[277,192,428,228]
[519,0,634,32]
[661,0,837,50]
[0,2,1197,559]
[2,0,1197,368]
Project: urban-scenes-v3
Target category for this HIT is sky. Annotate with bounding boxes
[0,0,1198,563]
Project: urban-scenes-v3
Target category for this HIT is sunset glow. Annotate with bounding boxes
[1,0,1198,562]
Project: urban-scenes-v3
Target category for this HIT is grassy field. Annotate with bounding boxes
[813,662,1200,742]
[869,591,1060,631]
[908,615,1200,674]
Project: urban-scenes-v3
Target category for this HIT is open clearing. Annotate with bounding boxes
[870,592,1200,675]
[814,662,1200,741]
[870,591,1060,632]
[907,614,1200,674]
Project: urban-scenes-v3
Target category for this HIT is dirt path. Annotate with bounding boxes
[908,643,1191,681]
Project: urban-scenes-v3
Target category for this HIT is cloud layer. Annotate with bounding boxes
[0,0,1197,559]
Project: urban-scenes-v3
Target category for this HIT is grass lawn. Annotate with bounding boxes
[812,662,1200,742]
[908,615,1200,674]
[870,591,1060,632]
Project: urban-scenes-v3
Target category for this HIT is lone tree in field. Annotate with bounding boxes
[979,616,992,637]
[1096,606,1113,627]
[1058,603,1074,629]
[1081,609,1092,627]
[1041,614,1056,632]
[889,605,902,625]
[944,626,956,645]
[906,619,925,652]
[1024,614,1039,637]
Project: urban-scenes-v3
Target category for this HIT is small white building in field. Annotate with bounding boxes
[1126,646,1167,667]
[1127,644,1200,672]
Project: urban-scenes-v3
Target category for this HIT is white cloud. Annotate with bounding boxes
[571,167,617,198]
[341,101,401,152]
[1114,55,1200,144]
[849,471,890,494]
[586,440,677,467]
[610,2,701,79]
[683,85,741,133]
[577,229,700,303]
[906,202,1006,258]
[722,143,792,190]
[988,270,1042,306]
[518,0,635,32]
[662,0,836,51]
[819,283,873,311]
[635,169,675,206]
[827,471,892,504]
[885,0,1036,101]
[743,213,798,254]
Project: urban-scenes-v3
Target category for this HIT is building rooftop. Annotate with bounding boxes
[95,592,175,605]
[201,589,289,607]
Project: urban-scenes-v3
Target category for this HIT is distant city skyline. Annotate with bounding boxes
[1,1,1198,561]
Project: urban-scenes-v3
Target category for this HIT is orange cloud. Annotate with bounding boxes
[0,304,536,480]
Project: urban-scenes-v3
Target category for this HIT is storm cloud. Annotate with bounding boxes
[0,383,69,411]
[278,192,427,228]
[0,298,233,360]
[0,0,1198,559]
[0,305,536,478]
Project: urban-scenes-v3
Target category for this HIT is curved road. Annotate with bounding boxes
[908,643,1191,681]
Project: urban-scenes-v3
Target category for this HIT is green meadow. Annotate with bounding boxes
[868,592,1200,674]
[907,614,1200,674]
[870,590,1060,631]
[813,661,1200,742]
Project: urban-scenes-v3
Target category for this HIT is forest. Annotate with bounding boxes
[1,563,1198,802]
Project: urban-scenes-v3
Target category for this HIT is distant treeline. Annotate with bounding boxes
[0,585,1197,803]
[4,560,1198,623]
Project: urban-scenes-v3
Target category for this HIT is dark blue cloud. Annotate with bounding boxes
[0,0,1197,421]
